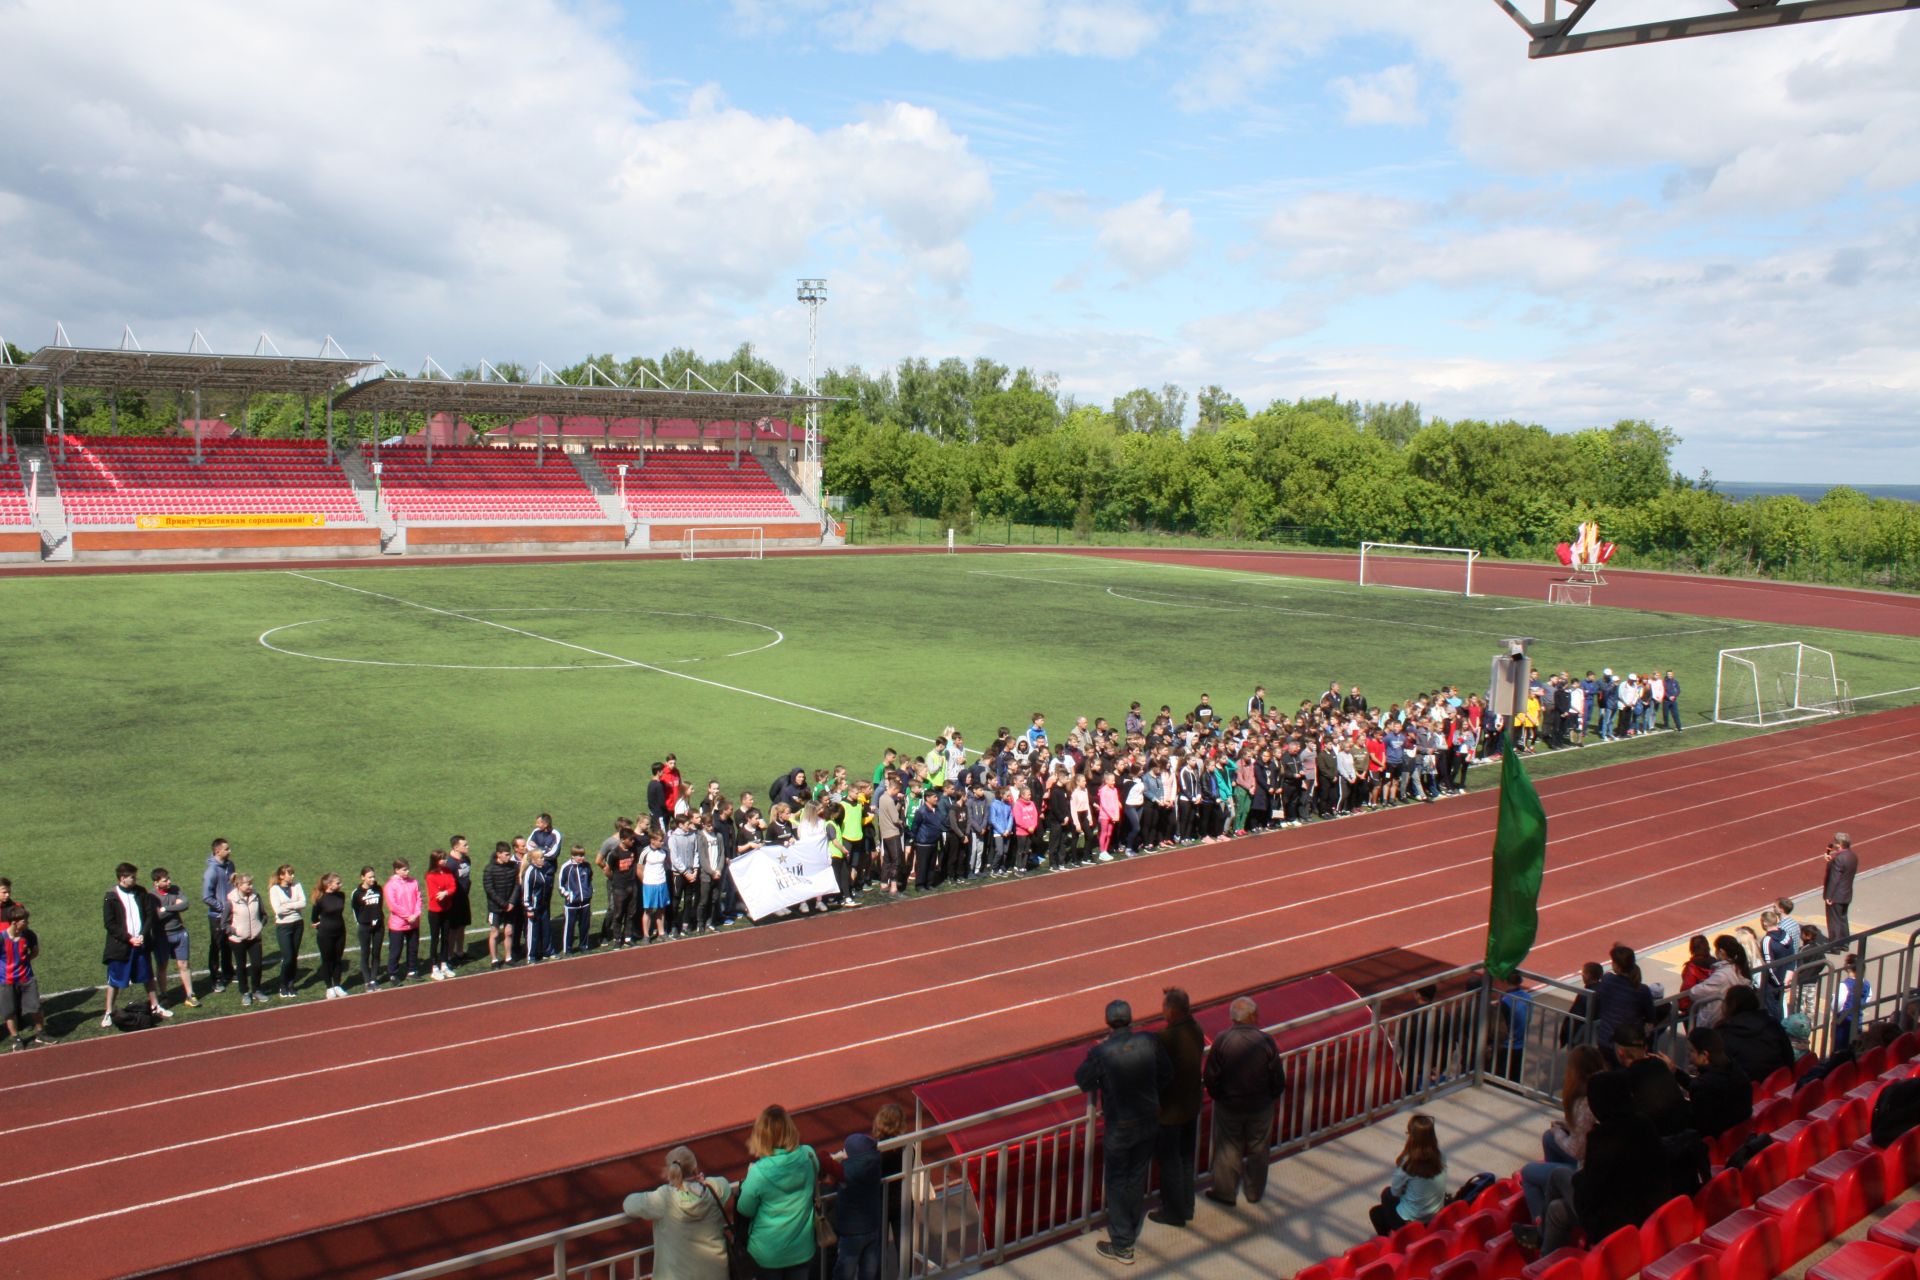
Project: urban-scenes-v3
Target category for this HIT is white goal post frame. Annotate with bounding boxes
[1358,541,1482,597]
[1713,641,1846,727]
[681,526,765,560]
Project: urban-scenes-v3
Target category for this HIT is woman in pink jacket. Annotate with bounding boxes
[1095,772,1121,861]
[382,859,423,985]
[1010,788,1039,876]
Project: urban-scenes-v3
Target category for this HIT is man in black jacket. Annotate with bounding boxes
[1824,833,1858,944]
[1203,996,1285,1209]
[102,863,170,1029]
[1151,987,1205,1228]
[1075,999,1172,1265]
[1680,1027,1753,1140]
[1717,984,1795,1083]
[482,843,521,968]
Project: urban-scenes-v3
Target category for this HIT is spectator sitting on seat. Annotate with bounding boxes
[1677,936,1713,1025]
[1521,1045,1606,1223]
[1717,984,1795,1084]
[1368,1114,1448,1236]
[1522,1070,1668,1255]
[1680,934,1751,1030]
[622,1145,732,1280]
[1591,943,1655,1061]
[1611,1023,1691,1136]
[1678,1027,1753,1140]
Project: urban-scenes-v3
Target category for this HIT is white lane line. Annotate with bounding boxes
[282,571,927,742]
[1854,685,1920,703]
[11,706,1894,1088]
[9,770,1911,1244]
[1568,624,1760,644]
[8,743,1891,1153]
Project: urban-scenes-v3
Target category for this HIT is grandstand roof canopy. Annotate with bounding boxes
[333,373,833,423]
[25,344,379,395]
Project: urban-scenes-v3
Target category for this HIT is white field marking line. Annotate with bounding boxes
[10,775,1903,1242]
[14,704,1891,1081]
[1855,685,1920,703]
[1013,554,1541,612]
[9,737,1886,1149]
[1569,624,1760,645]
[283,571,925,741]
[258,608,784,671]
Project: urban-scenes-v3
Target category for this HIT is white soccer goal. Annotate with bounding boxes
[1547,581,1593,606]
[681,526,765,560]
[1714,642,1850,726]
[1358,542,1481,596]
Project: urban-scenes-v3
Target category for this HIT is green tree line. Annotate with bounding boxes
[5,341,1916,588]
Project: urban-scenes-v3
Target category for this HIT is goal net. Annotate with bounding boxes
[1714,642,1849,727]
[682,526,765,560]
[1358,542,1481,596]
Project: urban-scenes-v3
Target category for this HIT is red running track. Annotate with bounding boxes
[4,704,1920,1280]
[1066,547,1920,638]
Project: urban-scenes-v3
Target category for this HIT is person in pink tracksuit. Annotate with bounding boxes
[1096,773,1122,860]
[382,859,424,984]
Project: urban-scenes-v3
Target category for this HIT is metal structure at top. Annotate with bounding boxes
[1491,0,1919,57]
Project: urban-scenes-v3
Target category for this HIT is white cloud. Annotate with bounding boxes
[0,0,993,374]
[1096,190,1196,280]
[1331,63,1425,126]
[751,0,1164,59]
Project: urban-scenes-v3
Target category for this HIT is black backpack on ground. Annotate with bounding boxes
[1725,1132,1775,1169]
[111,1004,156,1032]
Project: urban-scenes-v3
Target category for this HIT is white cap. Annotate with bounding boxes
[1602,668,1613,676]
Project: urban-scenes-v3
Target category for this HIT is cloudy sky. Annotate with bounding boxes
[1,0,1916,482]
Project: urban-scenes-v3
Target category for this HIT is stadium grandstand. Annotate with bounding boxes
[1,332,838,563]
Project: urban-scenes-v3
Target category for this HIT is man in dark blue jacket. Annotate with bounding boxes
[1661,670,1683,731]
[200,839,237,993]
[909,792,945,892]
[557,847,594,953]
[1075,999,1173,1265]
[832,1131,885,1280]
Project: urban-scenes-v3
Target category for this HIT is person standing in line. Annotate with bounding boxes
[559,846,595,953]
[521,847,555,962]
[350,866,385,992]
[1151,987,1205,1229]
[909,788,946,891]
[1661,670,1683,731]
[873,775,905,897]
[667,812,700,935]
[0,908,46,1049]
[484,842,521,966]
[603,829,641,947]
[1824,832,1857,944]
[1204,996,1285,1208]
[148,867,199,1008]
[103,862,171,1028]
[639,829,672,942]
[383,859,423,984]
[507,837,532,962]
[1074,998,1172,1265]
[269,864,307,1000]
[736,1104,821,1280]
[444,835,474,970]
[311,872,349,998]
[424,851,458,980]
[225,873,267,1008]
[200,838,237,994]
[527,812,563,863]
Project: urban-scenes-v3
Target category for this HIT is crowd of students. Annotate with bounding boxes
[0,661,1681,1047]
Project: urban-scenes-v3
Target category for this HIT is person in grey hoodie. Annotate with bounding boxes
[200,839,236,993]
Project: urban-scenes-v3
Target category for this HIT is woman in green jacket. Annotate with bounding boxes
[736,1104,819,1280]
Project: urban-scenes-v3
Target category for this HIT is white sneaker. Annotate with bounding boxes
[100,1013,113,1029]
[1097,852,1114,862]
[150,1005,173,1020]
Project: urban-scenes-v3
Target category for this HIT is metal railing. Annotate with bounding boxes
[385,908,1920,1280]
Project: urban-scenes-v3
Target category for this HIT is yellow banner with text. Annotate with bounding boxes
[134,514,327,530]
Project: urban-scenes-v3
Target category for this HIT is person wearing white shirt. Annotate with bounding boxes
[268,865,308,1000]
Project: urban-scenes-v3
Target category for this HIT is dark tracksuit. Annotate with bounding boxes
[350,883,384,988]
[910,804,945,891]
[558,858,594,952]
[1075,1028,1173,1253]
[521,861,555,961]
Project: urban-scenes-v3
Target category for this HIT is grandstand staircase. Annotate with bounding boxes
[757,454,835,537]
[567,450,644,547]
[17,444,72,561]
[335,451,406,554]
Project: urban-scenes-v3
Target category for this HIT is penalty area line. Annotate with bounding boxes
[281,571,928,744]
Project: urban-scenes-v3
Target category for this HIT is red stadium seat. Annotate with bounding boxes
[1890,1031,1920,1064]
[1884,1127,1920,1193]
[1583,1225,1642,1280]
[1521,1247,1584,1280]
[1696,1168,1746,1226]
[1334,1238,1390,1278]
[1299,1265,1338,1280]
[1640,1246,1717,1280]
[1702,1207,1772,1251]
[1483,1234,1527,1280]
[1431,1202,1471,1234]
[1764,1181,1837,1262]
[1789,1122,1839,1175]
[1355,1255,1403,1280]
[1534,1258,1584,1280]
[1741,1141,1792,1201]
[1807,1242,1917,1280]
[1640,1196,1700,1264]
[1760,1067,1795,1098]
[1406,1234,1452,1279]
[1432,1251,1487,1280]
[1856,1047,1890,1080]
[1454,1211,1502,1253]
[1867,1201,1920,1251]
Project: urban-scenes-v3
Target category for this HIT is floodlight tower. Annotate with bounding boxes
[796,278,827,526]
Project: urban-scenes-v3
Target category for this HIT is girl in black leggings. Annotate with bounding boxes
[350,866,385,991]
[311,873,348,998]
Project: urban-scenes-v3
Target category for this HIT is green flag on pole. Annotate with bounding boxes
[1485,733,1548,980]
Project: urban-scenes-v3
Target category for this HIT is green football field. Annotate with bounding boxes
[7,550,1920,1035]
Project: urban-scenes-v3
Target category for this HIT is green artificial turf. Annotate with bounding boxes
[6,551,1919,1041]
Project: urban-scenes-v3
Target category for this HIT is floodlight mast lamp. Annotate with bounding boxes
[797,278,827,529]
